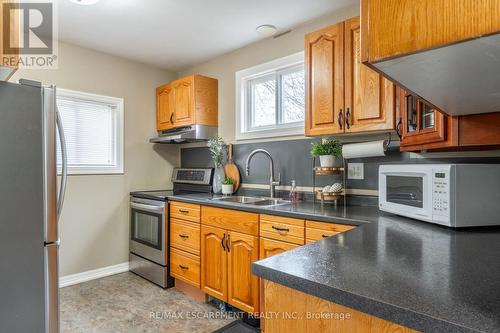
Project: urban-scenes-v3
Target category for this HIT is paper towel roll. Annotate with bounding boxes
[342,140,387,159]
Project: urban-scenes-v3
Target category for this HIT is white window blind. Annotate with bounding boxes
[56,89,124,174]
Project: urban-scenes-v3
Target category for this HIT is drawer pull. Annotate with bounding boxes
[178,209,189,214]
[221,233,226,251]
[272,226,290,233]
[179,264,189,270]
[179,234,189,239]
[322,234,329,238]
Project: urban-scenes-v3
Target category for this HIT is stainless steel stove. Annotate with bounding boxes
[129,168,213,288]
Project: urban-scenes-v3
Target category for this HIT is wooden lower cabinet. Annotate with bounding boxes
[200,224,259,313]
[227,231,259,313]
[259,238,299,259]
[262,280,417,333]
[201,225,227,300]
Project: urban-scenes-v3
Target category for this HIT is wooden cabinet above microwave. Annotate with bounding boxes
[156,75,218,132]
[398,88,500,152]
[360,0,500,117]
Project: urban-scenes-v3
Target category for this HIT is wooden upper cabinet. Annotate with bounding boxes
[305,22,344,136]
[397,87,460,151]
[156,75,217,132]
[0,0,20,81]
[201,225,227,301]
[398,87,500,151]
[156,84,174,131]
[361,0,500,64]
[344,17,395,133]
[305,17,397,136]
[173,76,194,126]
[227,231,259,313]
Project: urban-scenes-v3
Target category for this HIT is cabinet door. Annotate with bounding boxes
[173,77,194,126]
[344,17,395,133]
[400,91,447,146]
[305,23,344,136]
[156,84,174,131]
[201,225,227,301]
[259,238,299,260]
[227,231,259,313]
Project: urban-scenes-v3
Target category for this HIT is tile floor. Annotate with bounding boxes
[60,272,235,333]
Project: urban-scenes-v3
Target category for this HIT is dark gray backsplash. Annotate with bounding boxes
[181,139,500,192]
[181,139,334,188]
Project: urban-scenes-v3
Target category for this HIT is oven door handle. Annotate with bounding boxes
[130,202,165,214]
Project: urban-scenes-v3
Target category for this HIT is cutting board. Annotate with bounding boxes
[224,144,240,192]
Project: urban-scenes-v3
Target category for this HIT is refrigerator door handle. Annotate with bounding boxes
[55,92,68,218]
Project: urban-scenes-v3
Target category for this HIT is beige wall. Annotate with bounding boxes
[12,42,179,276]
[179,5,359,143]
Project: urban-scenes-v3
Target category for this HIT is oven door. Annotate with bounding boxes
[130,198,166,266]
[379,166,433,221]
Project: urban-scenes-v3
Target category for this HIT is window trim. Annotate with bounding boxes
[57,88,124,175]
[235,52,305,141]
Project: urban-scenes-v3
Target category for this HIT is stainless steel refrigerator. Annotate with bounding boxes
[0,79,68,333]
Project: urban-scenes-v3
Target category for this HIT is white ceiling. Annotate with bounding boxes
[57,0,355,72]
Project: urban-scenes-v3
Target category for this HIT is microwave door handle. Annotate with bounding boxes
[55,93,68,219]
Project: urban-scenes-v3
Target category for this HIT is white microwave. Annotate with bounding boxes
[379,164,500,227]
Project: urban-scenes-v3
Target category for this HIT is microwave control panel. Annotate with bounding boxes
[432,169,450,220]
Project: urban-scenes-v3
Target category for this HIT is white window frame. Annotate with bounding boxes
[57,88,124,175]
[236,52,305,141]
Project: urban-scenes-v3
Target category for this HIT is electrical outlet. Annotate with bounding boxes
[348,163,364,180]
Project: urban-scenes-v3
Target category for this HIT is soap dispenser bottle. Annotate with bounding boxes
[289,180,300,203]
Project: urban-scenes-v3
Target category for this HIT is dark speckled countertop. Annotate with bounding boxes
[168,193,500,333]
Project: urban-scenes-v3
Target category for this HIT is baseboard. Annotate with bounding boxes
[59,262,129,288]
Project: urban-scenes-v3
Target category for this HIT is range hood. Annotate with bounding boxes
[371,33,500,116]
[150,125,218,144]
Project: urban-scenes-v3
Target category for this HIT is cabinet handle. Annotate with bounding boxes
[221,233,226,251]
[179,234,189,239]
[179,264,189,270]
[346,108,350,129]
[322,234,329,238]
[272,226,290,233]
[170,113,174,124]
[178,209,189,214]
[338,109,343,129]
[226,233,230,253]
[396,118,402,139]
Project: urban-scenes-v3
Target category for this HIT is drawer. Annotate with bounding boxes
[170,201,200,223]
[305,220,356,233]
[170,218,200,255]
[170,248,200,288]
[260,219,305,245]
[306,228,341,242]
[201,206,258,236]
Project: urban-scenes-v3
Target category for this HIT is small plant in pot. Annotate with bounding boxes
[310,140,342,167]
[221,177,234,196]
[207,137,227,194]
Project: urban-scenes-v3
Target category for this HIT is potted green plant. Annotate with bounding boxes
[310,140,342,167]
[207,137,227,194]
[221,177,234,196]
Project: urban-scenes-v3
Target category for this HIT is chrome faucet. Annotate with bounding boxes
[245,149,281,198]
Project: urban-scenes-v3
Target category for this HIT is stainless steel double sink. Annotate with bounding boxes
[210,196,290,207]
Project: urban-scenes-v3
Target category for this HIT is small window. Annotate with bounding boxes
[56,89,124,175]
[236,52,305,140]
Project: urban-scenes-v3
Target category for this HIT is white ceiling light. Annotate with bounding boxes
[70,0,100,5]
[256,25,278,38]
